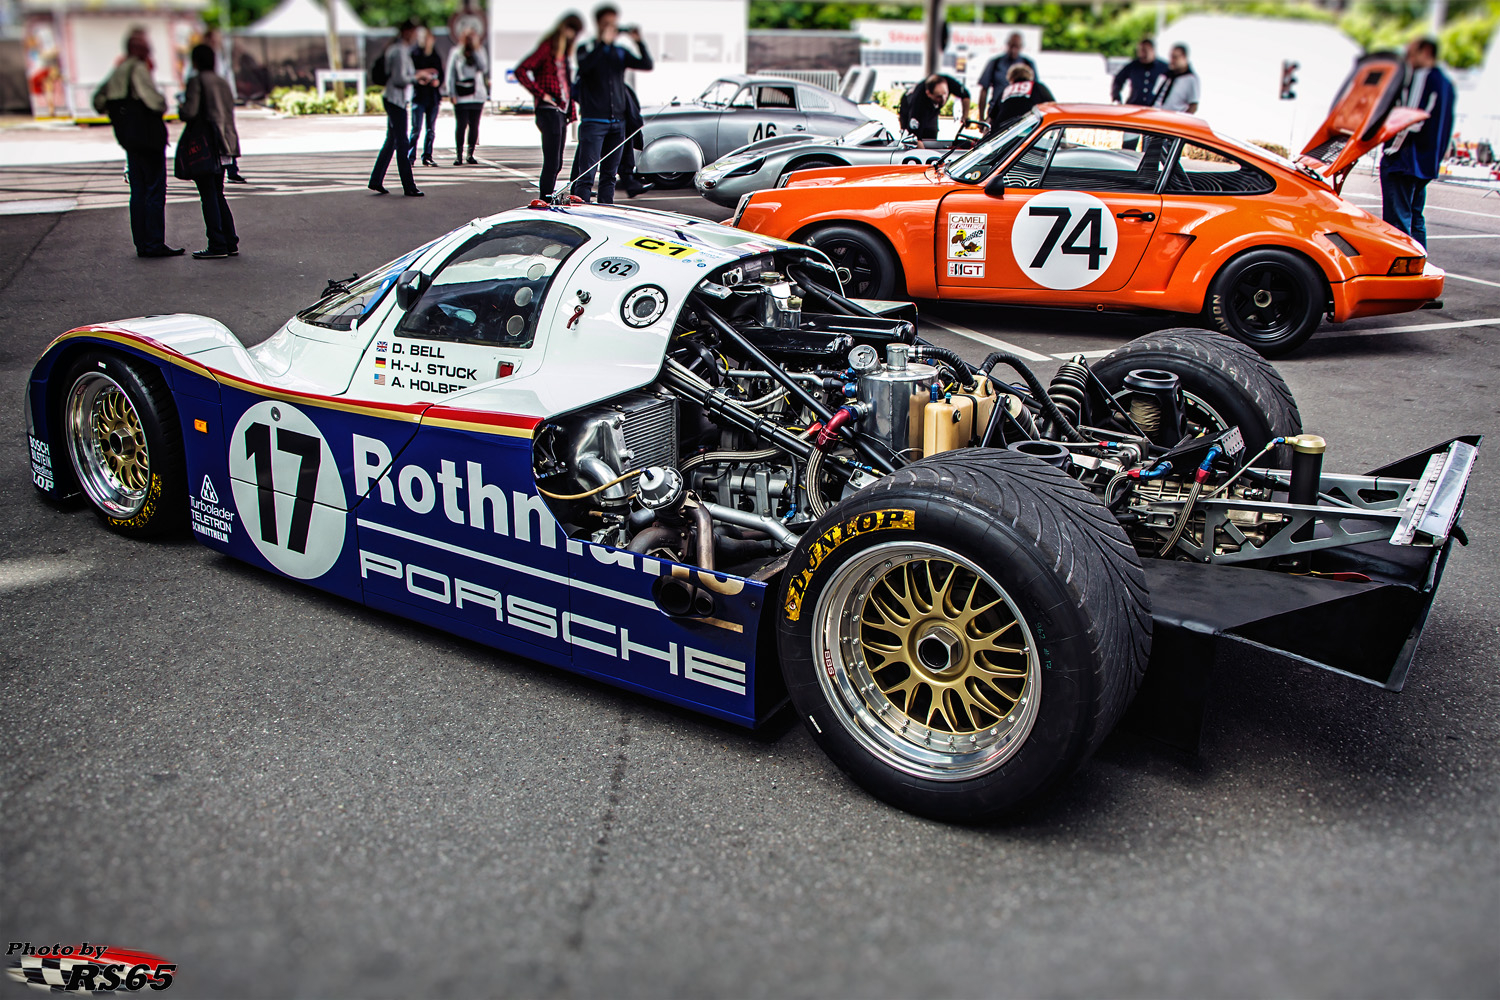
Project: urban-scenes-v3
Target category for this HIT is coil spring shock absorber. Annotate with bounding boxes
[1047,357,1090,429]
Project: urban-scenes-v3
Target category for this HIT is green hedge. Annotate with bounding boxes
[268,86,385,116]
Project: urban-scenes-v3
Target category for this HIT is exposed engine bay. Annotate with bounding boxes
[532,250,1473,612]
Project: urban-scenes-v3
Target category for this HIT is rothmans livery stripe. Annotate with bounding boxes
[41,328,541,439]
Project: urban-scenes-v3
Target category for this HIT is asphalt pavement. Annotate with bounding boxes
[0,142,1496,999]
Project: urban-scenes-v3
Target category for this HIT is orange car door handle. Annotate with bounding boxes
[1116,210,1156,222]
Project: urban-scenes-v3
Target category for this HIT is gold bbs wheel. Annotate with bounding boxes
[812,541,1042,782]
[67,370,153,518]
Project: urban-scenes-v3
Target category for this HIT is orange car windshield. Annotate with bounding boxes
[947,113,1043,185]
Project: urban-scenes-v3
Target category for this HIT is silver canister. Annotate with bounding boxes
[857,353,936,460]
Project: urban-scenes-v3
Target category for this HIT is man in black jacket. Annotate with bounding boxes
[1111,37,1168,106]
[569,4,653,204]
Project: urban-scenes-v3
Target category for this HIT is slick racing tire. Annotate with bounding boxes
[1092,328,1303,466]
[802,224,901,300]
[776,449,1152,822]
[1207,248,1326,357]
[777,157,841,186]
[61,351,186,537]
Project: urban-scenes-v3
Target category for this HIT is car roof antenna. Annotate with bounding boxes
[550,97,680,207]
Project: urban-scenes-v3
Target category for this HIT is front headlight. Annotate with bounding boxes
[1388,256,1426,275]
[731,193,753,227]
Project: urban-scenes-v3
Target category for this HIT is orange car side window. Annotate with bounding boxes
[1165,143,1275,196]
[1037,127,1172,194]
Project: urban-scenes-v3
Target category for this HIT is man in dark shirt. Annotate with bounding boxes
[569,3,653,204]
[993,63,1054,128]
[1112,37,1168,106]
[977,32,1038,128]
[899,75,950,141]
[407,28,443,167]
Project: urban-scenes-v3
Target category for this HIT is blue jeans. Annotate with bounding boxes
[570,118,625,204]
[1381,167,1429,248]
[125,147,167,253]
[369,103,416,193]
[193,166,237,253]
[407,97,438,164]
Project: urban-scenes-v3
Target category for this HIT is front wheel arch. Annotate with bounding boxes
[793,221,906,300]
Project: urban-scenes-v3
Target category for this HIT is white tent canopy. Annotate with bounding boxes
[241,0,374,37]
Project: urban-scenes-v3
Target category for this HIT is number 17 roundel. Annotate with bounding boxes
[1009,190,1119,291]
[229,400,347,580]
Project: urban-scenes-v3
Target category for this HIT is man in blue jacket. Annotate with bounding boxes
[1381,37,1456,248]
[1112,38,1168,106]
[569,4,653,204]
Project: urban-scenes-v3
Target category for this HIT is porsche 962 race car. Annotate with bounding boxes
[25,204,1477,821]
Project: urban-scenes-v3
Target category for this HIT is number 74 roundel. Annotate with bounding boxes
[1009,190,1120,291]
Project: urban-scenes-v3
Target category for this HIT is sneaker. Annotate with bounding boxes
[403,188,425,197]
[422,158,438,167]
[137,246,185,258]
[226,174,248,184]
[466,154,478,165]
[368,184,389,194]
[192,248,230,259]
[453,158,463,166]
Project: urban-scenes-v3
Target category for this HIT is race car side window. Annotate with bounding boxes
[756,85,797,109]
[1035,127,1174,193]
[1165,143,1276,195]
[730,87,755,109]
[395,220,589,349]
[998,126,1062,188]
[800,87,833,112]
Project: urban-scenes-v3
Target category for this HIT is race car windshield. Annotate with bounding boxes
[839,121,894,147]
[946,112,1043,184]
[699,80,741,107]
[296,242,436,331]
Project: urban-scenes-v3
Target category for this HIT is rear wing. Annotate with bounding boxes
[1298,52,1428,194]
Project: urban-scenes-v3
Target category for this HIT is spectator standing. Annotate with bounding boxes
[898,75,950,141]
[569,4,653,204]
[180,43,239,259]
[447,29,490,165]
[93,28,180,257]
[615,79,654,197]
[368,18,427,197]
[408,28,443,168]
[192,27,246,182]
[1381,37,1456,248]
[1153,44,1200,114]
[516,13,583,198]
[993,64,1054,128]
[977,33,1037,128]
[1112,38,1168,106]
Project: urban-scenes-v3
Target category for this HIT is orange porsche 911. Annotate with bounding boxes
[732,54,1443,355]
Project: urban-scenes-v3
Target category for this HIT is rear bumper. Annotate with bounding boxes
[1330,264,1445,321]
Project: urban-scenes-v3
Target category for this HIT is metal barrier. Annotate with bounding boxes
[760,69,841,92]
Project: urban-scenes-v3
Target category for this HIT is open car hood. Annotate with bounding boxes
[1299,51,1428,192]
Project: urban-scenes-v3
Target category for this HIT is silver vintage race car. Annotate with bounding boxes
[638,75,868,186]
[694,120,985,207]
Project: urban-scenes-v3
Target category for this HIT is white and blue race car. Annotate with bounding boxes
[25,204,1477,821]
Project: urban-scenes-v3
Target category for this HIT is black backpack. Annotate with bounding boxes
[369,43,392,87]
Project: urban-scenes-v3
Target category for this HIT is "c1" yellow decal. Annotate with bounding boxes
[783,508,916,623]
[626,236,697,259]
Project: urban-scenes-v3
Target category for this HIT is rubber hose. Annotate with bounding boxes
[979,352,1089,443]
[913,342,976,387]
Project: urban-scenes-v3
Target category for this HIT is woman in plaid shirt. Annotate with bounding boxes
[516,14,584,198]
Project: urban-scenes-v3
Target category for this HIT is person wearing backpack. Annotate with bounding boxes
[92,28,180,257]
[447,28,489,165]
[368,18,429,196]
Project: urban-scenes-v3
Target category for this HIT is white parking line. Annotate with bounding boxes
[1345,193,1500,221]
[1427,233,1500,239]
[1335,316,1500,335]
[923,316,1052,362]
[1446,272,1500,289]
[0,198,77,215]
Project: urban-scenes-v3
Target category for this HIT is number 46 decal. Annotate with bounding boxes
[229,400,347,580]
[1009,191,1123,291]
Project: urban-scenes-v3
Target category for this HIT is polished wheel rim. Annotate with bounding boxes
[812,541,1042,781]
[1229,263,1307,342]
[813,238,881,297]
[67,371,150,517]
